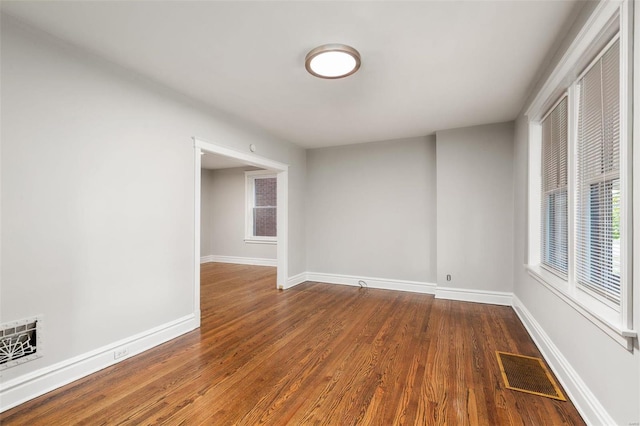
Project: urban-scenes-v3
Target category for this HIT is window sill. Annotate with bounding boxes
[525,264,636,350]
[244,238,277,245]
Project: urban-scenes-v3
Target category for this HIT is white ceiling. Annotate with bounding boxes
[2,1,579,149]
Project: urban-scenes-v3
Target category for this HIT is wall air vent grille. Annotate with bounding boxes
[1,316,42,370]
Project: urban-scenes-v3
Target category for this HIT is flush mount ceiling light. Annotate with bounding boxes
[305,44,361,79]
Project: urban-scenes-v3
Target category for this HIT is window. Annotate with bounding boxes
[245,171,277,243]
[525,1,634,349]
[541,97,568,276]
[575,39,621,305]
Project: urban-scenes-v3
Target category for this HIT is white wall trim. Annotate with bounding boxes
[194,138,289,171]
[285,272,307,289]
[305,272,436,294]
[435,286,513,306]
[0,313,197,414]
[193,142,202,328]
[193,136,289,290]
[512,296,616,426]
[200,255,277,267]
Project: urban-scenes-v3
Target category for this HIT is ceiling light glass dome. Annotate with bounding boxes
[305,44,361,79]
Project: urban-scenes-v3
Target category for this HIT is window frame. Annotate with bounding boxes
[244,170,278,244]
[574,36,623,309]
[524,1,635,349]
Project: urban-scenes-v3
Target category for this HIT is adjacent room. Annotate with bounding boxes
[1,1,638,425]
[200,152,280,269]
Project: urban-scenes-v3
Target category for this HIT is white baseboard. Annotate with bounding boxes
[305,272,436,294]
[285,272,307,289]
[0,313,198,413]
[435,286,512,306]
[200,255,277,267]
[512,296,615,426]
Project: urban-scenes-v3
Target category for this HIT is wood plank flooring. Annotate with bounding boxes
[1,263,585,425]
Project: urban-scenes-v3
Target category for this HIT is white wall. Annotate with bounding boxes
[0,16,305,387]
[435,122,514,294]
[200,167,276,260]
[511,1,639,424]
[306,136,436,284]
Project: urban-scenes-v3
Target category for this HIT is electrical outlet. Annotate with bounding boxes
[446,274,452,281]
[114,347,129,360]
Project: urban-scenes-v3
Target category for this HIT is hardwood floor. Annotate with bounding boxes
[1,263,584,425]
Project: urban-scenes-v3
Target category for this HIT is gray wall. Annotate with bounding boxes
[306,136,437,284]
[200,169,214,257]
[4,3,638,423]
[1,16,305,382]
[200,168,277,259]
[510,1,640,423]
[436,122,514,293]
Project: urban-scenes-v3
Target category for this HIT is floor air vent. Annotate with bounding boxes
[1,316,42,370]
[496,351,566,401]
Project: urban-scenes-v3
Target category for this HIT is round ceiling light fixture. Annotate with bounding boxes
[305,44,361,79]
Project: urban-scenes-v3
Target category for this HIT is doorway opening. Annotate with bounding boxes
[193,137,289,325]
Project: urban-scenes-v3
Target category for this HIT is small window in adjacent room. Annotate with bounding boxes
[245,171,277,243]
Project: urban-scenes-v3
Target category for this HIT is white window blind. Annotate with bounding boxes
[576,38,621,305]
[541,97,568,275]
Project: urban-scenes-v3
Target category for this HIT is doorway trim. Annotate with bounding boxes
[193,137,289,325]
